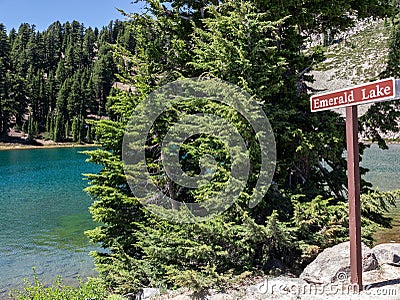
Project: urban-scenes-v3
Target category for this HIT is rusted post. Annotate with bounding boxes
[346,105,362,291]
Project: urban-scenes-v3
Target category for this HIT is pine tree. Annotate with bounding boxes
[27,115,38,140]
[84,0,398,294]
[0,23,12,136]
[83,27,96,66]
[92,44,116,116]
[7,73,26,128]
[54,113,64,142]
[10,23,34,75]
[46,70,57,113]
[44,21,62,71]
[71,117,78,142]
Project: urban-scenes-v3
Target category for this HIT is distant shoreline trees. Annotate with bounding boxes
[0,20,133,142]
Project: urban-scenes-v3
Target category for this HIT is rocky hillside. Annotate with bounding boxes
[307,17,398,135]
[309,18,391,92]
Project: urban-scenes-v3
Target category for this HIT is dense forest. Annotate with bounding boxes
[6,0,400,298]
[0,20,134,142]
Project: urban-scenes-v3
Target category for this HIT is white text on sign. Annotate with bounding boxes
[310,78,396,112]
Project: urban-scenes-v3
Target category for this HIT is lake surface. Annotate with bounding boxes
[0,144,399,297]
[0,147,101,297]
[361,143,400,191]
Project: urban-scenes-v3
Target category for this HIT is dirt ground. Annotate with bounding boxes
[0,129,97,150]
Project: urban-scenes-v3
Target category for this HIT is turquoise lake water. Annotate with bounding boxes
[0,144,399,297]
[0,147,101,297]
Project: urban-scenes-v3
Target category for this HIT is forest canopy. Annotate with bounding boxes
[0,20,134,142]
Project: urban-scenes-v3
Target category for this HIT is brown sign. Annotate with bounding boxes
[310,77,399,290]
[310,78,396,112]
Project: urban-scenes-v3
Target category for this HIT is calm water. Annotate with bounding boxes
[0,144,399,297]
[0,147,101,297]
[361,143,400,191]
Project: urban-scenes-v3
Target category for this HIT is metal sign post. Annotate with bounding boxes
[310,77,398,290]
[346,105,362,290]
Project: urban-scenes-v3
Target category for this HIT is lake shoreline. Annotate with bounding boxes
[0,129,99,151]
[1,140,398,151]
[0,143,99,151]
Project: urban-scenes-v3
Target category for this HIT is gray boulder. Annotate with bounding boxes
[371,243,400,266]
[300,241,379,284]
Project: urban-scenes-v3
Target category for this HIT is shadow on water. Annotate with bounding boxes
[33,213,97,251]
[361,144,400,245]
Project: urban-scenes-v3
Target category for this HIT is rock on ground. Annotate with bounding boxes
[371,243,400,265]
[299,241,378,284]
[138,243,400,300]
